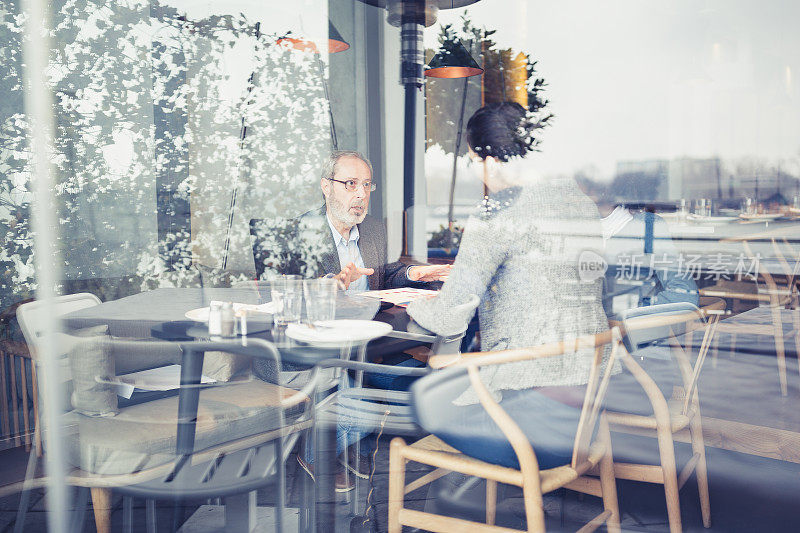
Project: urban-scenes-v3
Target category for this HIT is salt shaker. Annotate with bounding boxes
[240,310,248,338]
[208,301,222,336]
[221,302,235,337]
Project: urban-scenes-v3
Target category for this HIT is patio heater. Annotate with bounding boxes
[355,0,483,255]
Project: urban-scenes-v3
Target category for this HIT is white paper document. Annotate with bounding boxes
[361,288,438,307]
[110,364,217,399]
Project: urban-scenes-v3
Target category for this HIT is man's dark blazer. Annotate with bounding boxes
[250,206,419,290]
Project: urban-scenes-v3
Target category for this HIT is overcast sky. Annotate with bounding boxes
[163,0,800,182]
[428,0,800,181]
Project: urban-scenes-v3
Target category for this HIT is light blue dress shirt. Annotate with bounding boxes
[326,213,369,293]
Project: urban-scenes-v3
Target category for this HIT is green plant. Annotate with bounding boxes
[427,224,463,250]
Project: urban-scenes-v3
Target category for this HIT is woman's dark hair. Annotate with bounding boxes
[466,101,535,162]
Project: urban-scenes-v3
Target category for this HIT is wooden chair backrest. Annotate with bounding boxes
[571,329,623,468]
[621,303,720,415]
[741,238,800,307]
[462,328,624,475]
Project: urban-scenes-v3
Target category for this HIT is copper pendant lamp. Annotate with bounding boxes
[425,39,482,78]
[276,21,349,54]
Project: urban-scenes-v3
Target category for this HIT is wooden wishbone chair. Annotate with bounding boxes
[605,301,721,533]
[389,328,625,533]
[700,237,800,395]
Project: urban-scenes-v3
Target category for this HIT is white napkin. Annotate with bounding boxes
[208,301,275,317]
[286,320,392,345]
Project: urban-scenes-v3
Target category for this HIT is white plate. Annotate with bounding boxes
[185,307,212,322]
[738,213,781,221]
[686,214,738,223]
[286,320,393,347]
[184,302,275,322]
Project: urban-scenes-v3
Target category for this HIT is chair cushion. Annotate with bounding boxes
[363,357,425,391]
[65,326,118,418]
[64,379,306,475]
[430,388,582,471]
[202,350,252,382]
[67,330,188,417]
[110,340,181,375]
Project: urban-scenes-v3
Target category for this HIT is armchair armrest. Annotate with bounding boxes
[385,330,437,343]
[318,358,431,378]
[281,367,320,408]
[446,329,618,369]
[427,353,461,369]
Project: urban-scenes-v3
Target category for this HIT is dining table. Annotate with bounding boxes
[675,305,799,358]
[61,283,439,532]
[63,282,436,531]
[662,217,799,269]
[62,284,438,374]
[654,301,800,469]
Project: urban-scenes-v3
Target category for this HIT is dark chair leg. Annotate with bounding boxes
[171,499,186,532]
[276,440,285,533]
[69,487,90,533]
[146,499,157,533]
[122,496,133,533]
[12,490,30,533]
[13,443,40,533]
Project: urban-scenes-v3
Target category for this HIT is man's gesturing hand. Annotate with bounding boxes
[407,264,452,282]
[335,262,374,289]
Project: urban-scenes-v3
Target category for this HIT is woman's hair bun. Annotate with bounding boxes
[466,101,537,162]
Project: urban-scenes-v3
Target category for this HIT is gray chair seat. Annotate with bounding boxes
[64,378,307,475]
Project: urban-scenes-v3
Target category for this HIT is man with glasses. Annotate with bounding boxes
[290,151,450,488]
[311,150,450,291]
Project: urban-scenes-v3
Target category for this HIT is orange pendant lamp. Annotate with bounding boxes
[276,21,349,54]
[425,39,482,78]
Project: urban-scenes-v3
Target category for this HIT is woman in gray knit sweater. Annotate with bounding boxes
[407,102,614,407]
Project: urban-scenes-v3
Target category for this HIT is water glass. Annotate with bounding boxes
[742,197,756,215]
[303,278,338,324]
[271,275,303,325]
[694,198,712,217]
[676,199,688,222]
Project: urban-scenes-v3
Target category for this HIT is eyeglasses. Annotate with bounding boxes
[328,178,377,192]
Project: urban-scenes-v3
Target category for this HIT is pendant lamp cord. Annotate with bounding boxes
[222,22,261,271]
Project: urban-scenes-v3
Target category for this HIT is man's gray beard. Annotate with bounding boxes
[328,195,366,228]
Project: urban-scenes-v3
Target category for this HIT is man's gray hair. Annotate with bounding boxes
[321,150,373,182]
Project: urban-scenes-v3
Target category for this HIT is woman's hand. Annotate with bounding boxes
[407,264,452,282]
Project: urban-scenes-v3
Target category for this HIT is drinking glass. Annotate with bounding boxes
[271,275,303,326]
[792,195,800,210]
[303,278,338,324]
[694,198,712,217]
[676,199,688,222]
[741,197,756,215]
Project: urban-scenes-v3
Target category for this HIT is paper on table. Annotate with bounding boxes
[186,301,275,322]
[110,364,217,399]
[210,301,275,316]
[361,288,438,307]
